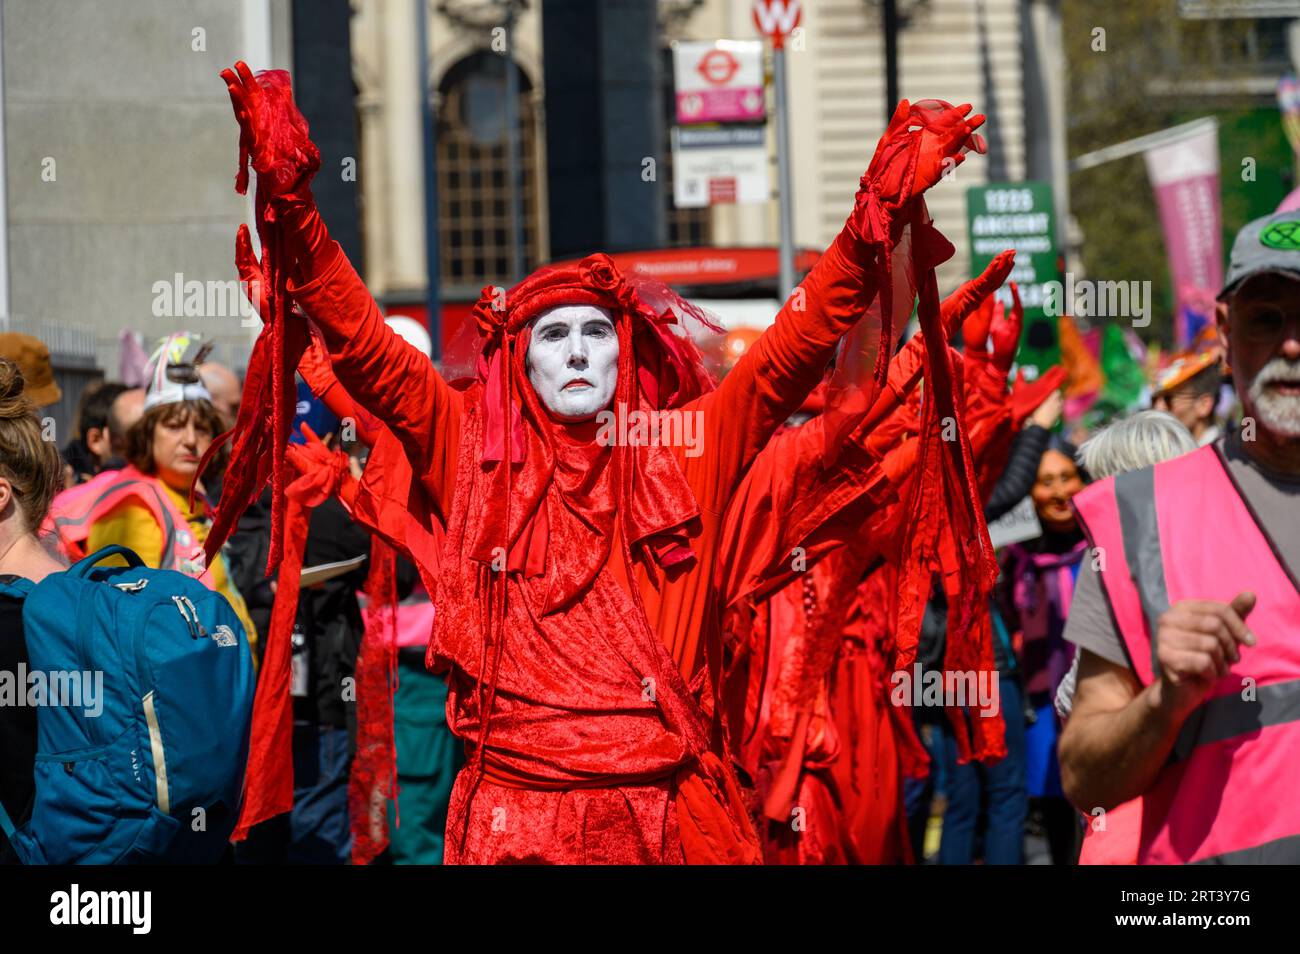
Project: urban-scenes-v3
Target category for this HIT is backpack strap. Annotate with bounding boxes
[0,800,17,842]
[67,545,145,578]
[0,577,34,600]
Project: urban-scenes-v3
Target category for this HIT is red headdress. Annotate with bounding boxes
[446,253,721,602]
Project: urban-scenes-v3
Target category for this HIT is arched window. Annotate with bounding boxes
[436,52,541,291]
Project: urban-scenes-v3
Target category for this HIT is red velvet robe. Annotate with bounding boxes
[711,270,1014,865]
[286,227,881,864]
[716,406,919,865]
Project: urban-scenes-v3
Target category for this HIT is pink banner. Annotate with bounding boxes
[1144,124,1222,348]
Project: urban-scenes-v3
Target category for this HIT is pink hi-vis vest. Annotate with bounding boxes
[1073,444,1300,864]
[44,466,213,585]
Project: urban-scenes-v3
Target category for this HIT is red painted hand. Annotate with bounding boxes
[234,224,268,319]
[220,60,320,198]
[990,281,1024,374]
[944,249,1015,342]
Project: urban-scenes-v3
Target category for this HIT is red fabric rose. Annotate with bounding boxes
[578,253,621,293]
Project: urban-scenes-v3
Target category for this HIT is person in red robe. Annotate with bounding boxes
[212,61,987,864]
[715,253,1018,864]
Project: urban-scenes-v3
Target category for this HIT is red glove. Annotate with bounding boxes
[989,281,1024,385]
[296,322,336,397]
[1010,365,1068,427]
[285,423,349,505]
[961,296,995,365]
[880,434,920,486]
[220,60,320,199]
[943,249,1015,341]
[235,224,269,319]
[849,100,986,245]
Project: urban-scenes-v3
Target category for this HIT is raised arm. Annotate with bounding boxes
[687,100,986,507]
[278,202,462,497]
[691,228,874,505]
[221,61,460,510]
[717,260,1012,606]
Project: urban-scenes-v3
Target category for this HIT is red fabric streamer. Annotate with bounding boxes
[823,99,987,468]
[891,213,1004,763]
[349,538,399,865]
[232,427,347,841]
[230,490,304,842]
[202,63,319,573]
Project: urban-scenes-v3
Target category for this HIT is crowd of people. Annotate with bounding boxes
[0,63,1296,866]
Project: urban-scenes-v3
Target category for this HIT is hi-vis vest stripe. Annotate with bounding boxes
[1073,443,1300,864]
[1112,468,1169,677]
[53,475,179,559]
[44,466,211,586]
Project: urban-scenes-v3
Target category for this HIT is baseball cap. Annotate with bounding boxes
[289,379,339,444]
[1219,210,1300,300]
[0,332,61,406]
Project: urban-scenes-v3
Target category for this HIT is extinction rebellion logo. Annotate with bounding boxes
[1260,219,1300,251]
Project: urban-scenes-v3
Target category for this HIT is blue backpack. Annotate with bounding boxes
[0,545,256,864]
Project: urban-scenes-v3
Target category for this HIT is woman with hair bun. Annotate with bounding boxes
[0,357,67,863]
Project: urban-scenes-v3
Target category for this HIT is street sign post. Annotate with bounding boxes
[671,126,769,208]
[751,0,801,48]
[752,0,801,299]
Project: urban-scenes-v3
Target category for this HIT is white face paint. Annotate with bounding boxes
[526,305,619,421]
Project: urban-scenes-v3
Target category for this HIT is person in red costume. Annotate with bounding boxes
[716,252,1070,864]
[212,61,986,864]
[896,287,1067,865]
[715,256,1009,863]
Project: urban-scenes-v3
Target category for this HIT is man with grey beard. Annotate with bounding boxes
[1057,210,1300,864]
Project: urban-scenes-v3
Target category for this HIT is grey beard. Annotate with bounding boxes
[1248,357,1300,438]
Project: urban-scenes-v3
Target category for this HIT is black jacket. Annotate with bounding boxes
[0,584,35,865]
[983,424,1051,523]
[231,496,417,733]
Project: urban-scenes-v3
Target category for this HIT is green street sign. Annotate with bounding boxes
[966,180,1062,379]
